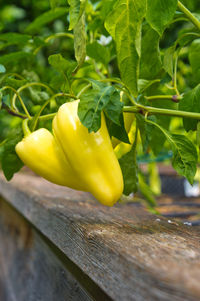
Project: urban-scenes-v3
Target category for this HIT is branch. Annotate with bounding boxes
[2,103,26,119]
[178,1,200,31]
[123,105,200,120]
[145,95,182,103]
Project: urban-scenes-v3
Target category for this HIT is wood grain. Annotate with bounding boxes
[0,172,200,301]
[0,198,112,301]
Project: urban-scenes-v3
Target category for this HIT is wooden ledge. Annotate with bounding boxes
[0,172,200,301]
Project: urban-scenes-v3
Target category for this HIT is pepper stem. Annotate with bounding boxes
[22,119,31,137]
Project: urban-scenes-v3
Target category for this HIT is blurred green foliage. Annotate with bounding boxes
[0,0,200,200]
[0,0,199,143]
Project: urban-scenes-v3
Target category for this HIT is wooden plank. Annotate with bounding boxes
[0,198,111,301]
[0,172,200,301]
[0,255,10,301]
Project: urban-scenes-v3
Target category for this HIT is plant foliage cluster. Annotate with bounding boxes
[0,0,200,207]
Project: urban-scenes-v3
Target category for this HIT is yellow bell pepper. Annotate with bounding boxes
[53,100,124,206]
[15,128,85,190]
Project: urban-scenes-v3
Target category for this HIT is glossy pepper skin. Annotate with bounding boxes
[53,100,124,206]
[15,128,85,190]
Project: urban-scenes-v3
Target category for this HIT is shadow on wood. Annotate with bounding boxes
[0,172,200,301]
[0,198,111,301]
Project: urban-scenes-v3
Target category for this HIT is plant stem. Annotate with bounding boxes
[2,104,27,119]
[100,78,125,86]
[175,32,200,48]
[99,78,137,105]
[45,32,74,43]
[178,1,200,31]
[39,113,56,121]
[4,105,56,122]
[145,95,182,102]
[2,86,31,118]
[12,82,53,111]
[123,106,141,113]
[123,105,200,120]
[22,119,31,137]
[173,51,180,96]
[62,72,73,95]
[34,32,74,55]
[77,84,91,98]
[53,92,76,100]
[16,82,53,95]
[31,100,50,131]
[5,73,25,80]
[0,139,7,147]
[31,93,76,131]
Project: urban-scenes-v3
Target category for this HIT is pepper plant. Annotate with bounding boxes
[0,0,200,208]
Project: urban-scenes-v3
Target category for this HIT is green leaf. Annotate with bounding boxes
[50,0,65,9]
[105,0,146,97]
[0,64,6,73]
[78,85,123,132]
[189,39,200,84]
[0,77,27,89]
[0,52,33,66]
[101,0,116,20]
[140,25,162,79]
[32,36,46,48]
[197,122,200,146]
[163,45,175,77]
[68,0,80,30]
[25,7,68,34]
[0,33,31,49]
[86,78,106,90]
[106,114,130,143]
[104,90,123,126]
[147,118,167,156]
[87,41,110,65]
[146,0,178,36]
[48,54,76,92]
[1,126,24,181]
[74,13,86,68]
[2,153,23,181]
[67,0,86,30]
[179,84,200,131]
[146,118,198,185]
[0,90,2,109]
[50,0,58,9]
[49,73,66,91]
[138,79,160,93]
[136,114,167,155]
[171,134,197,185]
[178,32,200,47]
[136,114,150,152]
[48,53,76,76]
[28,88,49,104]
[2,95,10,107]
[119,139,138,195]
[22,70,40,82]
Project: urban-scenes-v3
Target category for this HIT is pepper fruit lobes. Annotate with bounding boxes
[15,128,85,190]
[53,100,124,206]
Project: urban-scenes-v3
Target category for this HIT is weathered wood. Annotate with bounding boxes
[0,172,200,301]
[0,198,110,301]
